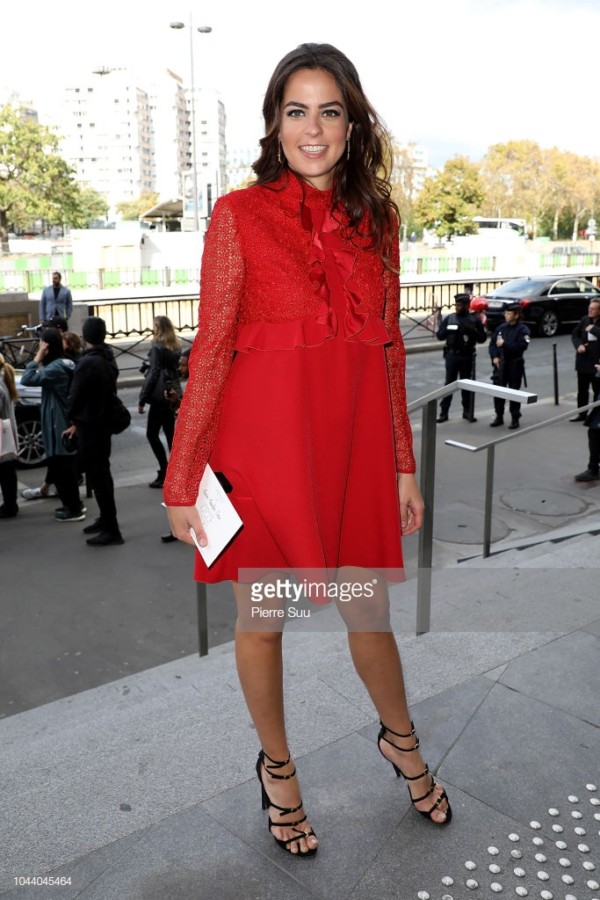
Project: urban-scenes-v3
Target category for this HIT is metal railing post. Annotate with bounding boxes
[416,398,438,635]
[553,342,559,405]
[196,582,208,657]
[482,445,495,558]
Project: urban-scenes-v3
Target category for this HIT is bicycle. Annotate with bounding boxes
[0,324,41,369]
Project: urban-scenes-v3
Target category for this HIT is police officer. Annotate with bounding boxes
[570,299,600,421]
[489,303,530,429]
[436,292,486,423]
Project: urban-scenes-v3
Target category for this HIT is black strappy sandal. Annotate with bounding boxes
[378,720,452,825]
[256,749,318,856]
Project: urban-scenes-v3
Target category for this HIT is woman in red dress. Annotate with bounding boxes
[165,43,451,856]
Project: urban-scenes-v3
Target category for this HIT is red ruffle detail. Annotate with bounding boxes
[235,180,391,353]
[234,313,389,352]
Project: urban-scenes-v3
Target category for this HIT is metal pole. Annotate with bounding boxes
[416,399,437,635]
[482,445,495,558]
[188,13,200,232]
[196,582,208,656]
[552,341,559,405]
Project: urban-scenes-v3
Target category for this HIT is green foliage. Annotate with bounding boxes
[116,192,160,221]
[0,104,101,253]
[415,156,484,238]
[69,185,109,227]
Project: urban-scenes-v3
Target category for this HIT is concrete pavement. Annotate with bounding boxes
[1,347,599,898]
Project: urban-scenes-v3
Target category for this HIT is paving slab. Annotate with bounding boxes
[1,807,315,900]
[498,629,600,725]
[441,680,600,827]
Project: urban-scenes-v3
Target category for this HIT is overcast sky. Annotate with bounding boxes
[3,0,598,167]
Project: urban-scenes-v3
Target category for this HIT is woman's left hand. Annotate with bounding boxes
[397,473,424,536]
[34,341,49,364]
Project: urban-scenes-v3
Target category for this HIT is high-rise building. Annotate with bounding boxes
[59,67,227,226]
[147,69,189,202]
[61,68,153,214]
[183,87,227,228]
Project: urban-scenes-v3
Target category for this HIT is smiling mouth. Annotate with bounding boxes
[300,145,327,154]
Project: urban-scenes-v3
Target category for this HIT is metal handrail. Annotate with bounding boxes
[445,398,600,559]
[407,379,538,635]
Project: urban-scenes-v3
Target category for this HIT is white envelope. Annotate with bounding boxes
[190,464,243,566]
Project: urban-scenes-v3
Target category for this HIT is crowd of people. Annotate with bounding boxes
[0,301,190,540]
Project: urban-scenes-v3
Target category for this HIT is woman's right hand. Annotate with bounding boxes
[167,505,208,547]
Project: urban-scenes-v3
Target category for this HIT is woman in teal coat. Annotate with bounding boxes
[21,328,85,521]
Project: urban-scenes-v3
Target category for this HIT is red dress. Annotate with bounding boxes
[163,173,415,585]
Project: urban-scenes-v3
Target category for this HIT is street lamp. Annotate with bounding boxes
[169,19,212,232]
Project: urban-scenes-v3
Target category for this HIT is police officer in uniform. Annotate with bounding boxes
[436,292,487,423]
[489,302,530,429]
[570,298,600,421]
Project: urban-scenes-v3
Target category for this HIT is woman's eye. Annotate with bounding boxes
[287,109,304,118]
[322,108,341,117]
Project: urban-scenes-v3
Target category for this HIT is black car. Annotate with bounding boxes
[477,276,600,337]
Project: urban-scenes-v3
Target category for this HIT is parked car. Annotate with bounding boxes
[474,276,600,337]
[14,374,45,468]
[551,245,589,256]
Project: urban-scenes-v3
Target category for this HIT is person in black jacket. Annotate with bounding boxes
[436,293,487,423]
[138,316,181,488]
[570,299,600,421]
[66,316,124,546]
[489,303,530,429]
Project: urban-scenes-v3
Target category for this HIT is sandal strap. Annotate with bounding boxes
[277,827,316,847]
[261,749,297,780]
[268,799,303,817]
[422,788,448,817]
[269,813,307,830]
[411,777,436,805]
[378,720,420,753]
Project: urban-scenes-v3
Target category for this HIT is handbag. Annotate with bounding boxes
[0,418,18,459]
[111,394,131,435]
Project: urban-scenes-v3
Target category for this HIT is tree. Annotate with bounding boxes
[69,185,109,228]
[414,156,484,238]
[479,140,549,238]
[116,192,160,221]
[390,141,420,237]
[0,104,88,254]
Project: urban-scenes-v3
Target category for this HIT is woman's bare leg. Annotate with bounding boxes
[336,569,449,823]
[233,581,318,853]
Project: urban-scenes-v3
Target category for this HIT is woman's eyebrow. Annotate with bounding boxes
[282,100,344,110]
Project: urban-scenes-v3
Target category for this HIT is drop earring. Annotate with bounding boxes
[346,139,350,161]
[277,141,282,164]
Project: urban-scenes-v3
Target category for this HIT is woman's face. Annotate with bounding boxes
[279,67,352,191]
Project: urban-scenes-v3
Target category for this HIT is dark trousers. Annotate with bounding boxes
[439,353,475,415]
[576,371,597,411]
[80,430,119,533]
[51,455,82,514]
[588,428,600,473]
[0,459,18,513]
[493,359,525,420]
[146,402,175,472]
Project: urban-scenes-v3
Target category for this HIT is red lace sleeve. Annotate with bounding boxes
[163,199,244,504]
[383,231,416,474]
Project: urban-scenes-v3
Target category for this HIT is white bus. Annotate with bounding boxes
[473,216,527,238]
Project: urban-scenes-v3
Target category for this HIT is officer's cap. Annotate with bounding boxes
[453,293,471,304]
[506,303,522,313]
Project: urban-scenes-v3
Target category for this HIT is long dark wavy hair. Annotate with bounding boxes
[40,328,65,364]
[253,43,399,263]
